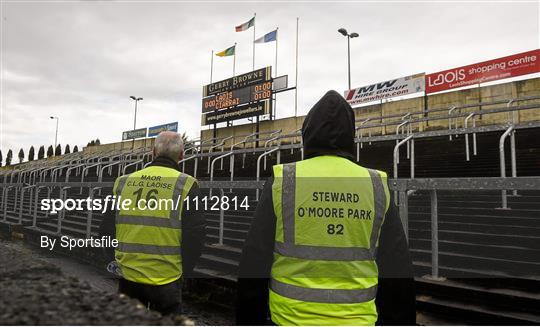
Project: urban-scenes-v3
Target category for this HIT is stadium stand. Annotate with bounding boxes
[1,79,540,324]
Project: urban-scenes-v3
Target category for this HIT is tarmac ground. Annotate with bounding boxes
[0,239,234,325]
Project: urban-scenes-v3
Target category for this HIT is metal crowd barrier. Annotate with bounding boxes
[389,177,540,278]
[1,177,539,279]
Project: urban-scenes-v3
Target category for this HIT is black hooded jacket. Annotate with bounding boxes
[236,90,415,325]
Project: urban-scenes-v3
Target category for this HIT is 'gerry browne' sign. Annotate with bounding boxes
[203,66,272,97]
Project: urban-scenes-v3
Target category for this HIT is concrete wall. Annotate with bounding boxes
[201,77,540,143]
[82,138,154,154]
[200,116,305,147]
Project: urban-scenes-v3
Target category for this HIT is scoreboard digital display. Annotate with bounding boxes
[202,81,272,113]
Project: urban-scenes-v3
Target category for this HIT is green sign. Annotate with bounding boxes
[122,128,147,140]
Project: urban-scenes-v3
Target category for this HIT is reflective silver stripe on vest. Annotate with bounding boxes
[117,242,180,255]
[116,215,182,229]
[282,163,296,244]
[169,173,188,221]
[115,175,129,195]
[270,278,377,304]
[274,241,371,261]
[366,168,386,256]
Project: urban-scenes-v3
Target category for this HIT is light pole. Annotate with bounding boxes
[129,96,143,130]
[129,96,143,149]
[50,116,59,150]
[338,28,359,90]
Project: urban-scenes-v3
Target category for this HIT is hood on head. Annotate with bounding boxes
[301,90,356,160]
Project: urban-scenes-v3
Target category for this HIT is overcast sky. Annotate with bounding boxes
[1,0,538,158]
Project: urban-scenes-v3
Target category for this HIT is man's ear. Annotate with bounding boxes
[178,151,184,162]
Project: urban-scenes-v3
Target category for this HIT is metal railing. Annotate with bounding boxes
[354,95,540,133]
[2,172,539,282]
[179,155,200,178]
[499,125,518,208]
[389,177,540,278]
[207,136,234,173]
[393,135,414,204]
[256,147,281,200]
[208,152,234,197]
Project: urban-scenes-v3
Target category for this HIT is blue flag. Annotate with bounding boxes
[255,29,277,43]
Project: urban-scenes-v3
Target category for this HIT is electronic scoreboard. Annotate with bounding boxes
[201,67,273,125]
[202,81,272,113]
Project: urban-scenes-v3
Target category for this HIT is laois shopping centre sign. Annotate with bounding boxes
[425,49,539,94]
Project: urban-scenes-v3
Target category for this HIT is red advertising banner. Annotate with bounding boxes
[425,49,540,94]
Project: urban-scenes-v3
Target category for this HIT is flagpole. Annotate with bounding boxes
[211,49,216,141]
[295,18,299,118]
[275,28,279,77]
[252,13,256,70]
[233,42,236,77]
[210,50,214,83]
[273,28,278,120]
[253,15,259,144]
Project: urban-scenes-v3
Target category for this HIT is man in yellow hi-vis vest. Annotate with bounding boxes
[112,131,205,315]
[237,91,415,325]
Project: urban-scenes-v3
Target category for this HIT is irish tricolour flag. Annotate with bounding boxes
[236,17,255,32]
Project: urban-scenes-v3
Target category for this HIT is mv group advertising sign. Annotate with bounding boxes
[344,73,425,107]
[425,49,539,94]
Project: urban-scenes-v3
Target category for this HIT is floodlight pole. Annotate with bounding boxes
[347,35,351,90]
[338,28,358,91]
[50,116,59,150]
[133,100,138,130]
[130,96,143,149]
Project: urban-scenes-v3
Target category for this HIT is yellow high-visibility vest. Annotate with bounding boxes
[113,165,196,285]
[270,155,390,326]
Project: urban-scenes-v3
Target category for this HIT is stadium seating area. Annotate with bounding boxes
[1,91,540,324]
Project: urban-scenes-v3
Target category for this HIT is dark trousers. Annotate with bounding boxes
[118,278,182,315]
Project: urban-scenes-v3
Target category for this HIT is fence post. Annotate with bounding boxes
[499,125,514,209]
[33,187,41,227]
[18,187,25,223]
[56,188,63,234]
[218,188,224,246]
[0,186,4,212]
[86,187,99,238]
[2,188,9,222]
[510,131,518,196]
[411,139,415,178]
[430,189,439,278]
